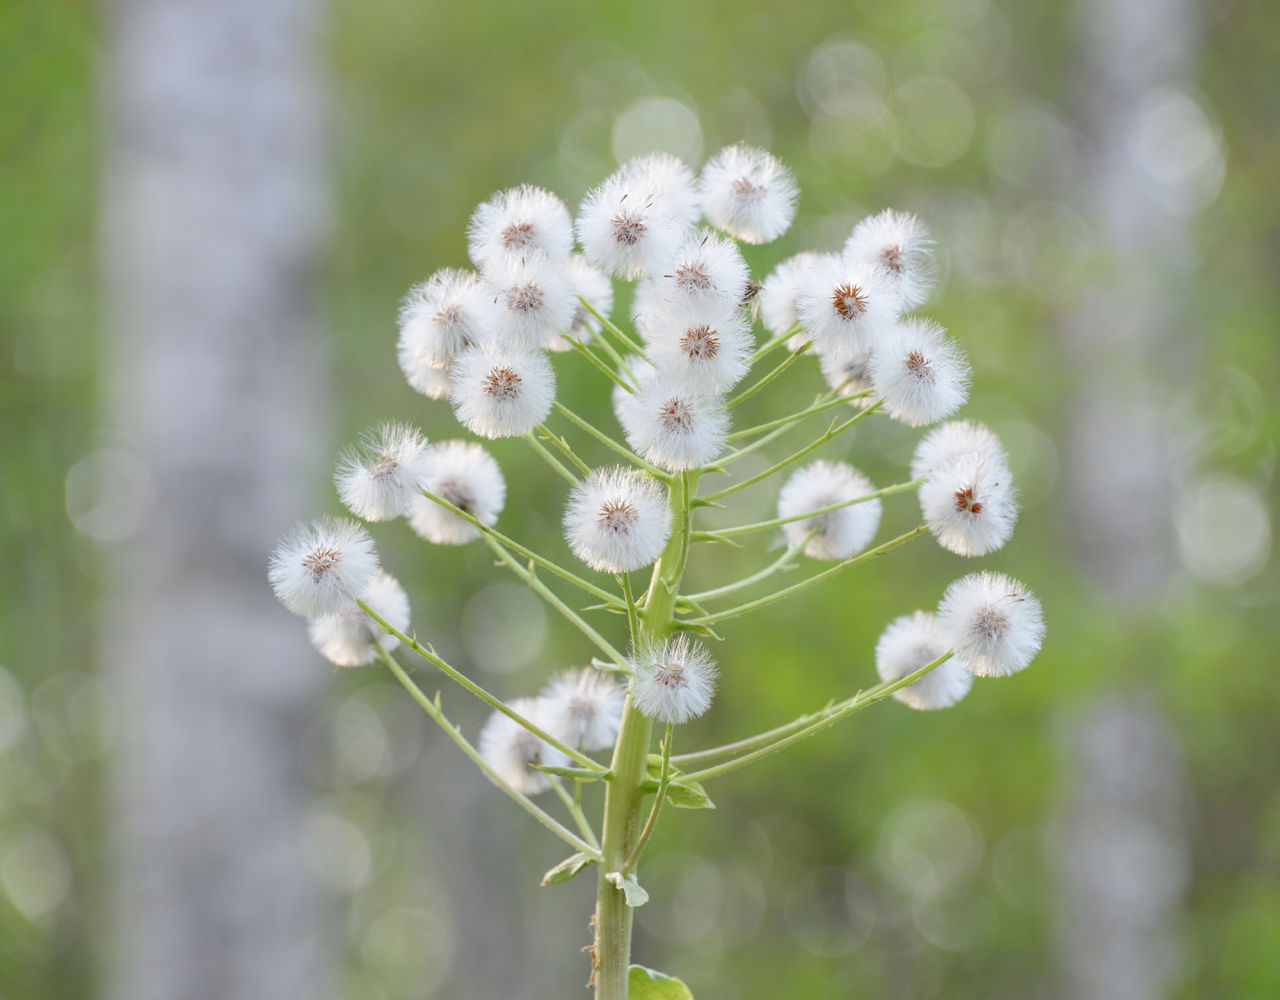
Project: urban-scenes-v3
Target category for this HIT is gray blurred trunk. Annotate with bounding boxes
[1054,0,1195,997]
[101,1,331,998]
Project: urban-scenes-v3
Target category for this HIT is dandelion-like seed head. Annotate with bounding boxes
[675,262,712,292]
[937,572,1045,678]
[409,440,506,545]
[307,569,410,668]
[681,325,719,360]
[831,283,868,321]
[616,377,729,471]
[540,668,625,752]
[844,209,936,309]
[874,611,973,711]
[797,254,900,358]
[269,517,379,619]
[919,452,1018,556]
[397,268,482,380]
[869,318,969,427]
[564,467,672,573]
[467,184,573,270]
[334,422,432,522]
[611,209,647,246]
[579,168,687,279]
[450,346,555,439]
[477,697,569,795]
[631,635,718,725]
[476,252,576,350]
[777,460,883,561]
[700,144,798,244]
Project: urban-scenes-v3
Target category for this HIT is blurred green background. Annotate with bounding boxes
[4,0,1278,997]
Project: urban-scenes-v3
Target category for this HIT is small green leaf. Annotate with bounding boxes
[663,779,714,810]
[628,964,694,998]
[540,852,594,886]
[531,763,610,782]
[605,870,649,907]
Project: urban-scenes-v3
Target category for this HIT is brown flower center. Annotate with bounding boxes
[954,486,983,514]
[905,350,935,384]
[653,662,687,688]
[658,397,695,433]
[731,176,762,200]
[483,366,522,401]
[303,547,340,582]
[508,282,544,314]
[368,455,399,481]
[881,245,904,274]
[974,609,1010,642]
[597,498,638,534]
[674,262,712,292]
[501,222,535,249]
[611,211,646,246]
[832,283,868,321]
[681,325,720,361]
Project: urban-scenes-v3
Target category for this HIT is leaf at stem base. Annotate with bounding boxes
[540,852,594,886]
[628,965,694,998]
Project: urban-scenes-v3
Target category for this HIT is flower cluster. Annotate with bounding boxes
[269,140,1044,794]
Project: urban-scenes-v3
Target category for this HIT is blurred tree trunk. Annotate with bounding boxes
[1054,0,1195,997]
[100,1,331,998]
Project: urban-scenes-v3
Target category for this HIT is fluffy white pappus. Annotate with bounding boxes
[874,611,972,711]
[306,569,410,668]
[910,420,1009,480]
[622,152,702,228]
[400,358,451,400]
[409,440,506,545]
[449,345,556,439]
[641,300,754,394]
[540,667,626,752]
[268,516,379,619]
[630,634,718,725]
[616,377,730,471]
[476,252,577,350]
[759,251,821,336]
[844,209,937,309]
[795,253,901,359]
[919,453,1019,557]
[649,228,750,313]
[548,254,616,352]
[334,422,432,522]
[936,572,1045,678]
[868,318,970,427]
[563,466,672,573]
[467,184,574,269]
[699,143,798,244]
[576,167,689,280]
[477,697,569,795]
[777,460,882,560]
[818,345,877,407]
[397,268,484,371]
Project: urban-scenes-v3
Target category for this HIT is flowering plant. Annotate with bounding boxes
[270,144,1044,998]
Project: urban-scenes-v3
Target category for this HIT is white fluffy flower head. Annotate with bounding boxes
[844,209,937,309]
[777,460,883,561]
[919,453,1019,557]
[796,253,901,359]
[449,345,556,438]
[910,421,1009,480]
[563,467,672,574]
[623,152,701,228]
[700,143,798,244]
[869,318,970,427]
[269,517,378,619]
[641,300,753,394]
[874,611,972,711]
[576,165,688,280]
[409,440,506,545]
[477,697,569,795]
[649,228,750,313]
[467,184,573,269]
[616,377,730,472]
[334,422,432,522]
[937,572,1045,678]
[819,345,876,406]
[540,668,626,752]
[397,268,483,373]
[631,634,717,725]
[476,252,577,350]
[307,569,410,668]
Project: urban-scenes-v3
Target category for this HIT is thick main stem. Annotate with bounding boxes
[593,473,691,998]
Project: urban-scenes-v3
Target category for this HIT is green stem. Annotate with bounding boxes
[725,393,850,442]
[419,488,615,603]
[481,535,629,669]
[580,297,646,357]
[360,601,603,771]
[621,722,673,875]
[618,573,640,653]
[535,424,593,477]
[679,652,954,783]
[524,432,580,486]
[551,778,601,851]
[567,336,633,392]
[728,342,810,408]
[704,477,923,539]
[374,646,599,855]
[680,524,929,626]
[552,401,673,482]
[749,322,803,362]
[702,401,881,501]
[684,529,815,603]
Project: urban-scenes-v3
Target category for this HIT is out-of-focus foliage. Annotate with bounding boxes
[4,0,1278,997]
